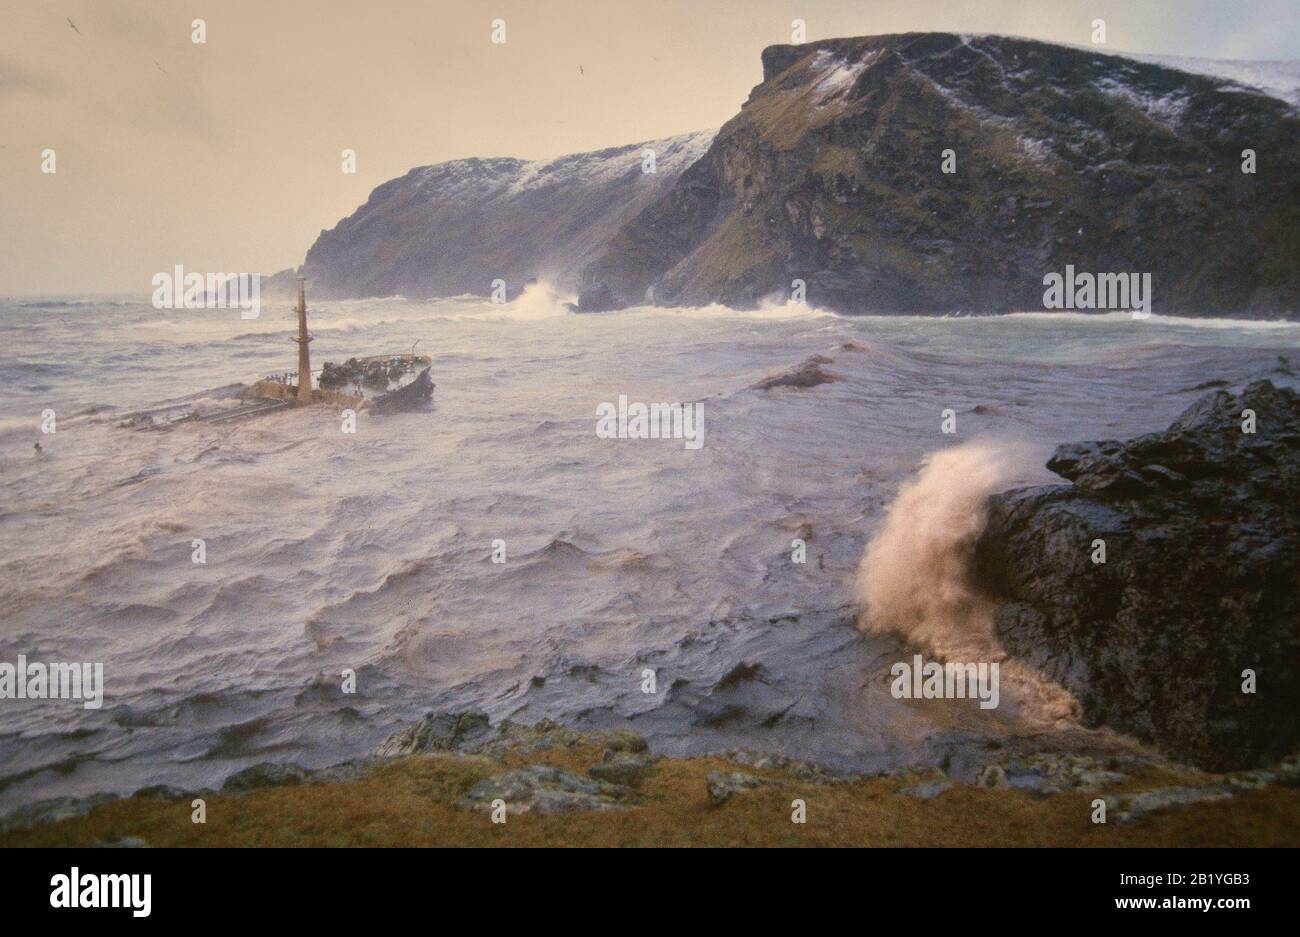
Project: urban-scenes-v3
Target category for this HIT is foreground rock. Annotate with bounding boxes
[992,754,1129,796]
[211,759,377,797]
[587,751,658,786]
[375,711,495,756]
[723,750,836,782]
[1110,785,1234,824]
[706,771,777,806]
[221,763,310,793]
[0,793,119,835]
[975,381,1300,771]
[3,726,1298,840]
[375,711,648,760]
[458,766,634,814]
[132,784,192,801]
[897,779,955,800]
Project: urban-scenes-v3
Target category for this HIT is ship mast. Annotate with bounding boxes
[293,276,313,404]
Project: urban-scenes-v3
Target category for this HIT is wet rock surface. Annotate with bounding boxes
[976,764,1010,789]
[132,784,193,801]
[302,760,381,786]
[375,711,495,757]
[375,711,648,760]
[217,760,373,793]
[752,355,839,390]
[570,282,619,314]
[587,750,658,786]
[975,381,1300,771]
[221,762,311,793]
[458,765,634,814]
[1110,786,1235,824]
[706,770,777,805]
[5,703,1299,833]
[897,779,955,800]
[0,793,119,834]
[995,754,1130,795]
[722,749,836,782]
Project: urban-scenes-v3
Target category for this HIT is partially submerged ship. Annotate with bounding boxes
[119,278,433,430]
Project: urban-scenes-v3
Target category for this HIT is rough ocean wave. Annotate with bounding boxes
[0,293,1297,810]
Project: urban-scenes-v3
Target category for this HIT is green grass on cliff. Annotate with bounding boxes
[5,747,1299,848]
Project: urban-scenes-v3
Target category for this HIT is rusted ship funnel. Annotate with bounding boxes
[293,276,313,405]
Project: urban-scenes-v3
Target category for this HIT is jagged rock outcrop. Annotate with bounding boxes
[458,765,636,814]
[372,712,655,814]
[974,380,1300,771]
[280,35,1298,315]
[751,354,839,390]
[706,770,776,806]
[580,33,1300,316]
[0,793,119,835]
[375,711,648,760]
[299,131,715,299]
[587,750,658,786]
[376,710,495,756]
[218,760,377,793]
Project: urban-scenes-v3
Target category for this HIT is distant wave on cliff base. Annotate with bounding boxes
[503,282,576,321]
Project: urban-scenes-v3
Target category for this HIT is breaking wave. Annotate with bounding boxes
[497,281,575,321]
[631,296,837,320]
[855,441,1083,725]
[855,442,1026,659]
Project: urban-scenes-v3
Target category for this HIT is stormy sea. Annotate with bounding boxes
[1,285,1297,813]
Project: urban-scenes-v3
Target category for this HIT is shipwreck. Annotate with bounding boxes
[119,277,434,430]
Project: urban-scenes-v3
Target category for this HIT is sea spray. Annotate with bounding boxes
[856,442,1025,659]
[857,441,1080,724]
[495,280,575,321]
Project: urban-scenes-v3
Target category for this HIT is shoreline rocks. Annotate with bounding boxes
[706,771,777,806]
[458,765,635,815]
[375,711,649,761]
[4,708,1298,833]
[974,380,1300,771]
[587,750,658,786]
[751,355,839,390]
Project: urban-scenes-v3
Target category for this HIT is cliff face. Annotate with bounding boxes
[974,380,1300,771]
[580,33,1300,316]
[300,131,715,299]
[290,33,1300,315]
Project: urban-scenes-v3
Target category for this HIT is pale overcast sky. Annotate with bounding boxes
[2,0,1297,295]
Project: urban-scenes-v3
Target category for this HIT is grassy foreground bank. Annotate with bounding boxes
[5,744,1299,848]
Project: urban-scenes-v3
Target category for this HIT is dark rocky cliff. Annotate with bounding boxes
[287,33,1299,316]
[299,131,714,299]
[974,379,1300,771]
[580,33,1300,316]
